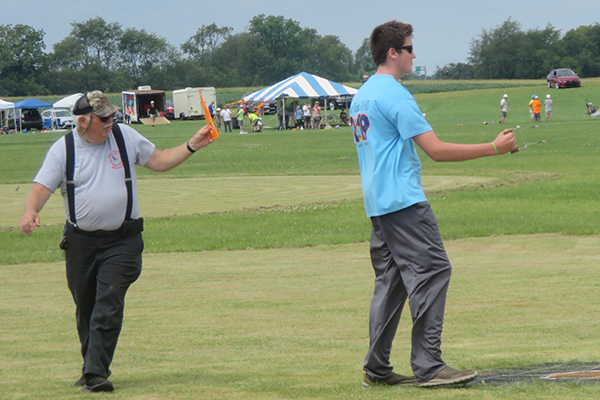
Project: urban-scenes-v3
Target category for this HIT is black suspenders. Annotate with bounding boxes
[65,123,132,225]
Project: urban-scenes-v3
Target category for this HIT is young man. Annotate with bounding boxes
[350,20,517,389]
[20,91,213,393]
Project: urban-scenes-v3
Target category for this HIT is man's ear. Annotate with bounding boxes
[77,115,90,131]
[387,47,398,60]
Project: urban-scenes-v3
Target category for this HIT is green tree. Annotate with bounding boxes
[309,35,353,82]
[470,18,526,79]
[181,23,233,63]
[68,17,123,70]
[354,38,375,77]
[247,14,305,83]
[560,25,600,77]
[118,28,176,87]
[433,62,475,79]
[0,24,49,96]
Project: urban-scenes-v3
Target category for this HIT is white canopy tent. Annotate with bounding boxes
[53,93,83,109]
[0,99,16,133]
[243,72,358,129]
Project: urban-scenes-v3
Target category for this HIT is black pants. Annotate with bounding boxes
[65,225,143,379]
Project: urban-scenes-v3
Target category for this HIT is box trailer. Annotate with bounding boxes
[173,87,217,120]
[122,86,167,124]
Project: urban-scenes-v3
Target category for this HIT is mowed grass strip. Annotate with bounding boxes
[2,235,600,399]
[0,174,497,229]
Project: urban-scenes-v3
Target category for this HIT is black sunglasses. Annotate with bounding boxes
[92,114,113,123]
[395,45,413,54]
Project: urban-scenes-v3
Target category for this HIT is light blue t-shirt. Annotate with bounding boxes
[350,75,431,217]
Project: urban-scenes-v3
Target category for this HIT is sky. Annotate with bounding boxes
[2,0,599,76]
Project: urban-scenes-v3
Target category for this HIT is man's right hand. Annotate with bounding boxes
[19,183,53,235]
[20,211,41,235]
[493,129,518,154]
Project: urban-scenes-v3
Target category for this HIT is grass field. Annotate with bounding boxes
[1,79,600,399]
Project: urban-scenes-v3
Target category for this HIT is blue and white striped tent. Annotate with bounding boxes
[243,72,357,102]
[243,72,357,128]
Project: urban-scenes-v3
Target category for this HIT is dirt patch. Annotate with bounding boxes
[469,363,600,386]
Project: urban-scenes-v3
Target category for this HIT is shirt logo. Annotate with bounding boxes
[108,151,123,169]
[351,113,370,143]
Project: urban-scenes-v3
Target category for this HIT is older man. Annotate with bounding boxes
[20,91,213,393]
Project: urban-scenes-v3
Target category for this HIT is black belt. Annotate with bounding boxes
[66,222,122,238]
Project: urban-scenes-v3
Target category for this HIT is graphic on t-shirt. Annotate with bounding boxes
[108,151,123,169]
[352,113,370,143]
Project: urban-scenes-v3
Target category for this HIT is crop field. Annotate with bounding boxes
[1,79,600,399]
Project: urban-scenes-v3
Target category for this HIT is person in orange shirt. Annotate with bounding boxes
[531,95,542,122]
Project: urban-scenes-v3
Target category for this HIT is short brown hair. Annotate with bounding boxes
[369,20,413,66]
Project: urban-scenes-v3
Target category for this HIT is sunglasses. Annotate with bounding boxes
[395,45,413,54]
[92,114,114,123]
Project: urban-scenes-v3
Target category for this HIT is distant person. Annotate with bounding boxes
[214,107,222,129]
[302,101,311,129]
[221,105,232,133]
[237,107,245,134]
[350,20,517,389]
[312,101,322,129]
[247,112,261,132]
[208,101,215,118]
[531,95,542,122]
[500,94,508,124]
[19,91,213,393]
[295,105,303,128]
[148,100,157,127]
[544,94,553,122]
[339,108,349,125]
[529,95,535,122]
[277,106,289,130]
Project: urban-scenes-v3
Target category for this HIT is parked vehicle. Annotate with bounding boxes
[8,109,43,131]
[113,110,124,123]
[165,100,174,119]
[41,109,74,129]
[173,87,216,120]
[547,68,581,89]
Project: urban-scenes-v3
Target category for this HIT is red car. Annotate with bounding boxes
[165,100,174,119]
[547,68,581,89]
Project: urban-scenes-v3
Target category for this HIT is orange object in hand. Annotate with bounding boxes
[198,89,219,139]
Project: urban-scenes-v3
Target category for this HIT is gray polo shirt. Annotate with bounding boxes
[34,124,155,231]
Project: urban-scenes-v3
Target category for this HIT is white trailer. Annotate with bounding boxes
[173,87,217,120]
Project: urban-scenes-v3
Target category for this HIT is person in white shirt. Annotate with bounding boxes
[19,91,213,393]
[221,105,233,132]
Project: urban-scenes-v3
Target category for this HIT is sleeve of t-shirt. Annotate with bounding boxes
[120,124,156,166]
[388,97,432,141]
[33,138,66,193]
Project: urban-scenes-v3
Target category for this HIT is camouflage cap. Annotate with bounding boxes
[73,91,120,117]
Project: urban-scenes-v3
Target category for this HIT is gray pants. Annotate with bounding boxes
[363,202,451,383]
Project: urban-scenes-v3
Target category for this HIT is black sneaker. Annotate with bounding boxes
[419,366,479,388]
[73,374,86,387]
[362,371,416,388]
[81,376,114,392]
